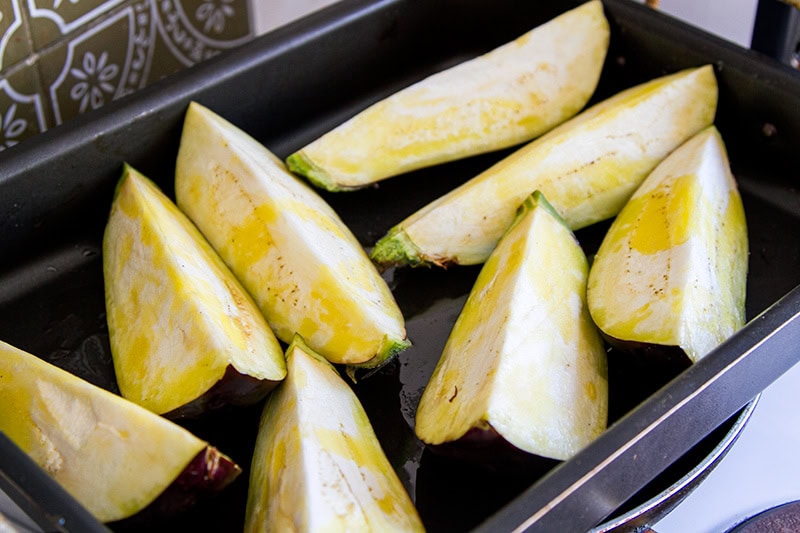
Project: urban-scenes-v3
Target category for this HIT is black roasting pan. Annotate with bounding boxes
[1,0,800,531]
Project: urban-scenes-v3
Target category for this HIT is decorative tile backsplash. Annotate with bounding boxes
[0,0,252,150]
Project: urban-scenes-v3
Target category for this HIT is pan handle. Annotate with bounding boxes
[0,432,108,533]
[751,0,800,67]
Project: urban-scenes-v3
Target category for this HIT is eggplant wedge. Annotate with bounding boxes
[0,340,240,523]
[245,335,424,532]
[371,65,718,267]
[415,192,608,463]
[286,0,609,191]
[587,126,748,363]
[103,165,286,417]
[175,102,409,369]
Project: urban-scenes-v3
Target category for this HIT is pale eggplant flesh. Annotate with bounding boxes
[415,192,608,465]
[285,0,610,192]
[371,65,718,268]
[103,165,286,417]
[0,339,241,523]
[587,126,748,363]
[175,102,410,370]
[245,335,424,532]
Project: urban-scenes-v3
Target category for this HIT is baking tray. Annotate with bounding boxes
[1,0,800,531]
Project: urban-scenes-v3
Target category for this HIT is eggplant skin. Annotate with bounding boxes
[602,335,692,370]
[162,364,281,420]
[0,338,243,523]
[428,425,561,477]
[109,446,240,528]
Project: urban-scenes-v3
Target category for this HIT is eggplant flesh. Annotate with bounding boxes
[371,65,718,268]
[587,126,748,363]
[175,102,410,369]
[415,192,608,463]
[286,0,610,191]
[245,335,424,532]
[0,339,240,523]
[103,165,286,416]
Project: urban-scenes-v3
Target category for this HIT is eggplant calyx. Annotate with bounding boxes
[286,151,348,192]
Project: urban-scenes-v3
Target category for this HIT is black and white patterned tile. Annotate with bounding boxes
[0,0,252,149]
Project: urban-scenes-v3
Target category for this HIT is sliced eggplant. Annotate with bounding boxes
[371,65,718,267]
[0,340,240,523]
[103,164,286,417]
[175,102,410,369]
[415,192,608,463]
[285,0,610,192]
[245,335,424,532]
[587,126,748,363]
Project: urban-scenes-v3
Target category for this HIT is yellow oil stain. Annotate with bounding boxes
[628,174,696,255]
[585,381,598,402]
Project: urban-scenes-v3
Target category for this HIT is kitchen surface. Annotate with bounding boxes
[1,1,799,531]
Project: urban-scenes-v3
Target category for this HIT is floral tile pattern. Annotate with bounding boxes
[0,0,33,71]
[0,0,251,148]
[0,67,46,150]
[157,0,251,67]
[37,5,135,124]
[26,0,128,51]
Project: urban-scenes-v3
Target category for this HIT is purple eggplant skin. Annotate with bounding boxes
[109,446,241,529]
[427,424,561,478]
[162,365,282,420]
[425,337,691,477]
[601,335,693,421]
[602,336,692,368]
